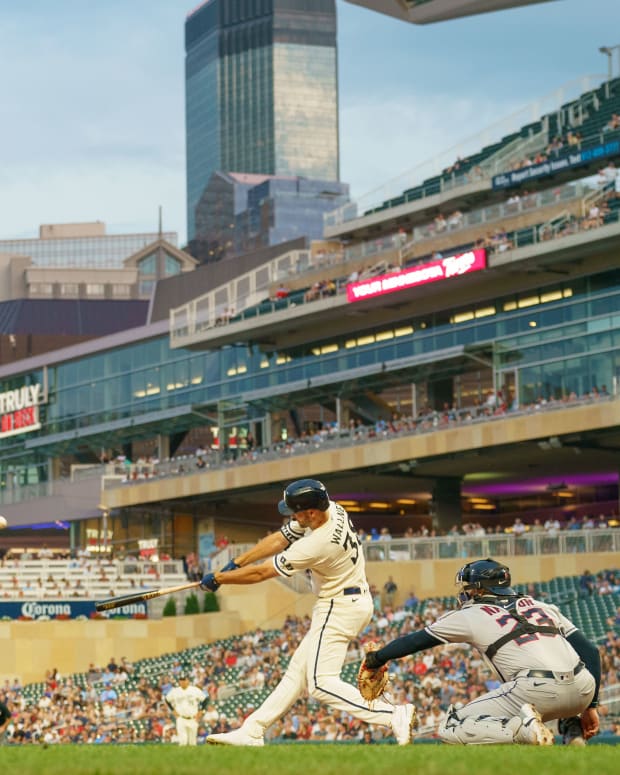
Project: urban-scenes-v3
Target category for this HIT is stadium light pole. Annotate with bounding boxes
[599,45,620,95]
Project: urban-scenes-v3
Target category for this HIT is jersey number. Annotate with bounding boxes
[496,607,557,647]
[341,514,361,565]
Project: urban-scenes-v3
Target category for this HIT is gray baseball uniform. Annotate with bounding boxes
[368,593,597,744]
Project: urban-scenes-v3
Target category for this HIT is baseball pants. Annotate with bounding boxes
[439,665,595,744]
[242,591,396,737]
[176,716,199,746]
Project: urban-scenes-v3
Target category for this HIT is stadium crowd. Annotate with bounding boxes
[106,385,614,483]
[0,568,618,745]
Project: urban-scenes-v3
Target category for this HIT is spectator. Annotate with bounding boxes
[447,210,463,229]
[579,570,596,597]
[433,214,447,232]
[382,576,398,607]
[99,684,118,704]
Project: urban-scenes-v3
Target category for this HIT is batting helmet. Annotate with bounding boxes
[455,558,516,604]
[278,478,330,516]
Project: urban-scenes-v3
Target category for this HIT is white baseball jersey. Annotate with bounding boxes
[426,595,580,681]
[165,684,206,718]
[273,501,367,598]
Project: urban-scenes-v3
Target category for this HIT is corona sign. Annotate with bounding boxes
[0,384,43,438]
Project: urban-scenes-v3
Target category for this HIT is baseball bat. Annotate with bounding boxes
[95,581,201,612]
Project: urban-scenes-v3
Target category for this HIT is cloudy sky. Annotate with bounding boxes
[1,0,617,245]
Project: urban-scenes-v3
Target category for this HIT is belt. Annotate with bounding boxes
[521,661,584,681]
[343,586,362,595]
[180,716,196,720]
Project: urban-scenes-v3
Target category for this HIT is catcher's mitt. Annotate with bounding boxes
[357,642,389,702]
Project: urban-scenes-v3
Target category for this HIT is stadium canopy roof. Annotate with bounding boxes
[345,0,558,24]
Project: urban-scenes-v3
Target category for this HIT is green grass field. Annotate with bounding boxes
[1,743,618,775]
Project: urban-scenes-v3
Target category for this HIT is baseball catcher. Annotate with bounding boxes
[359,558,601,745]
[357,642,389,701]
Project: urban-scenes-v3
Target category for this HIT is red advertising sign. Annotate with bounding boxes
[346,248,487,303]
[0,384,43,438]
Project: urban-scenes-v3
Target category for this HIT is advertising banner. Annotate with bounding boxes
[346,248,486,303]
[492,139,620,189]
[0,600,148,620]
[0,384,43,438]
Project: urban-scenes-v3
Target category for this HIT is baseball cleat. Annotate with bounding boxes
[391,703,417,745]
[206,728,264,746]
[517,703,555,745]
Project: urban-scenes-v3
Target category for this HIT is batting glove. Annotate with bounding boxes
[221,559,240,572]
[200,572,220,592]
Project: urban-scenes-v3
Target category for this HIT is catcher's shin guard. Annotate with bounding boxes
[438,706,520,745]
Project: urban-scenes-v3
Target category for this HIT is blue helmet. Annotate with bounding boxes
[455,558,516,605]
[278,479,330,516]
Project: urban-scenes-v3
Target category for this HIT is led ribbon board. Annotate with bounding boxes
[346,248,487,303]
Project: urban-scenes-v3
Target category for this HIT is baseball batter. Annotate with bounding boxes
[200,478,415,746]
[362,558,601,745]
[164,675,207,746]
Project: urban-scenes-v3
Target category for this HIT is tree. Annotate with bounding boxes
[184,592,200,615]
[162,597,177,617]
[203,591,220,612]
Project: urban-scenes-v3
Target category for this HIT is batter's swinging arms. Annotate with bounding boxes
[200,478,416,746]
[361,558,601,745]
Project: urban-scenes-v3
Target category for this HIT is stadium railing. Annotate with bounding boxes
[101,393,618,486]
[324,77,620,227]
[170,194,620,345]
[360,528,620,563]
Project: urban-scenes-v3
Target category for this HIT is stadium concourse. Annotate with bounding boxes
[0,569,618,745]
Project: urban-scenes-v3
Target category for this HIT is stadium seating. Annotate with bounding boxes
[366,77,620,216]
[0,558,187,602]
[6,569,617,744]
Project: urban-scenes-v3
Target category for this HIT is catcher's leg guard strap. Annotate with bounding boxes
[438,710,519,745]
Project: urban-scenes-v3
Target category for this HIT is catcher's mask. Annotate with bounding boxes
[455,558,515,606]
[278,478,330,516]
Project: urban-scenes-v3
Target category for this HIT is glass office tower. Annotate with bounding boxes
[185,0,339,241]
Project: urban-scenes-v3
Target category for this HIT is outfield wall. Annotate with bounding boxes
[1,552,614,685]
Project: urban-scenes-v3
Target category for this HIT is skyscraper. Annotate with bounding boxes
[185,0,339,242]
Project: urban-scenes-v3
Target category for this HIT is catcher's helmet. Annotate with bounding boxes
[455,558,515,604]
[278,478,330,516]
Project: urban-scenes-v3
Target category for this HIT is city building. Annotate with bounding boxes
[185,0,340,241]
[0,221,178,270]
[0,223,197,361]
[192,171,349,263]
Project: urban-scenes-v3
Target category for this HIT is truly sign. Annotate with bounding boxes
[346,248,487,303]
[0,384,43,438]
